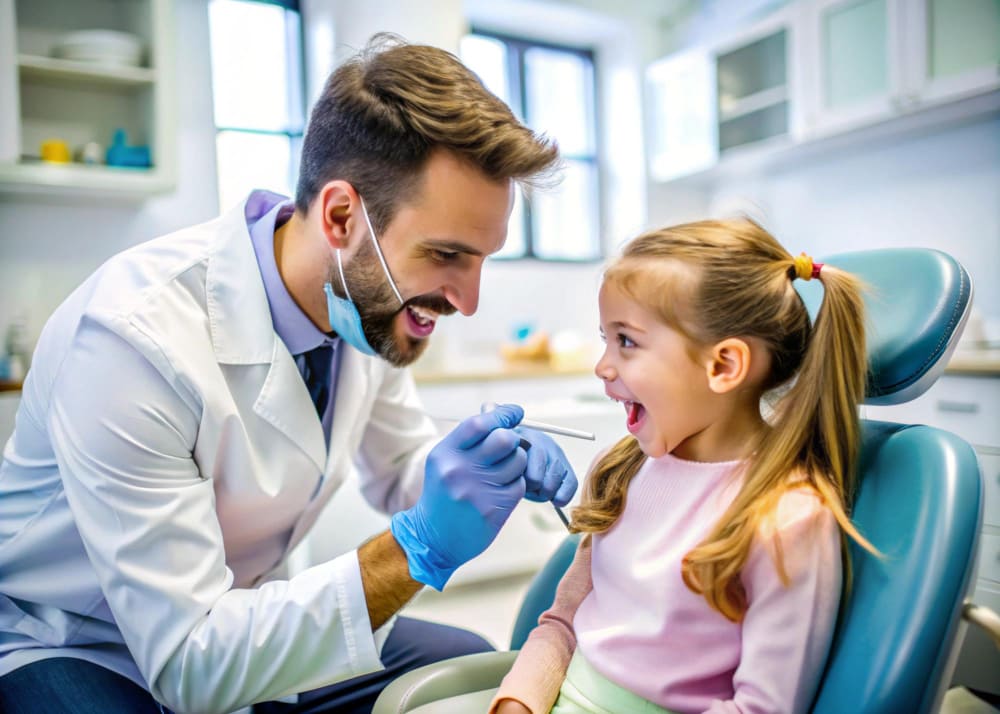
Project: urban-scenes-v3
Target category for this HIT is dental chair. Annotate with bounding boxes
[375,248,999,714]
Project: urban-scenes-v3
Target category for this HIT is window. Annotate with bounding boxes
[460,32,601,261]
[208,0,305,211]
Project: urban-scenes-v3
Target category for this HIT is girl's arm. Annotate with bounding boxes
[488,537,594,714]
[707,489,843,714]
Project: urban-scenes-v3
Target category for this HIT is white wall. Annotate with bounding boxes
[0,0,219,347]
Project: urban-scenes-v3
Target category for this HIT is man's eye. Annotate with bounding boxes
[432,250,460,262]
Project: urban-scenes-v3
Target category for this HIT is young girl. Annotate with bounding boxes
[491,218,873,714]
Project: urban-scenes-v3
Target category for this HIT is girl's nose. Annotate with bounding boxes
[594,350,615,381]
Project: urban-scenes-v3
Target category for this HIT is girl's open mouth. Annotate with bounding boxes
[626,400,647,434]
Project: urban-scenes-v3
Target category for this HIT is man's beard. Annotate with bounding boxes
[330,238,456,367]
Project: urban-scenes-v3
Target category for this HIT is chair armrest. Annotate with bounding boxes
[963,600,1000,648]
[373,650,518,714]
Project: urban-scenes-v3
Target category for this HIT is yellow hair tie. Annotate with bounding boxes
[793,253,823,281]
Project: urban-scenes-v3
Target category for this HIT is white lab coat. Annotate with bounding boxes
[0,196,438,713]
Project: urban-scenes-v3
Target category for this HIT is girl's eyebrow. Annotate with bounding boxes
[609,320,646,333]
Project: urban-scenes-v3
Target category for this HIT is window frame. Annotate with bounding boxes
[209,0,307,209]
[466,28,603,263]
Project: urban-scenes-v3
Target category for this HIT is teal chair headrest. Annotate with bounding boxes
[795,248,972,405]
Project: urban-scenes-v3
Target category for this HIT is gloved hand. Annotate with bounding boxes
[390,403,528,590]
[516,427,577,507]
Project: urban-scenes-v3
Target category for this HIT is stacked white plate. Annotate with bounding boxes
[51,30,144,67]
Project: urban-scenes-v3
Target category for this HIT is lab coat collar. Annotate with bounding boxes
[204,191,328,471]
[205,192,288,365]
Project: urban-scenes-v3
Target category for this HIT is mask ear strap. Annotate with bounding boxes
[336,249,354,303]
[359,197,405,306]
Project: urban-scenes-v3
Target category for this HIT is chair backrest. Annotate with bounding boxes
[510,248,981,713]
[801,249,979,714]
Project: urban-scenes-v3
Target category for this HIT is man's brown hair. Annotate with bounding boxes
[295,33,559,232]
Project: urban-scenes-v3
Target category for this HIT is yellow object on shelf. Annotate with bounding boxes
[500,330,551,362]
[40,139,72,163]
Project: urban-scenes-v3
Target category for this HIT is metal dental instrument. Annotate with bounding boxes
[480,401,596,441]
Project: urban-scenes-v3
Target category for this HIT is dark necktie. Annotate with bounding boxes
[300,344,334,418]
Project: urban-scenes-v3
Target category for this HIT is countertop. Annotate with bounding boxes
[945,348,1000,376]
[413,347,1000,384]
[1,348,997,394]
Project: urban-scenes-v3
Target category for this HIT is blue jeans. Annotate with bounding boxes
[0,617,492,713]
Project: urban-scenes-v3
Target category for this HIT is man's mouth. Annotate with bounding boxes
[403,304,439,338]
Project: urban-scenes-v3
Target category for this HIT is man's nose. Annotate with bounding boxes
[443,267,482,316]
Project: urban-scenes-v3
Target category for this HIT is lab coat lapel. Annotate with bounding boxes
[325,345,370,472]
[205,198,327,474]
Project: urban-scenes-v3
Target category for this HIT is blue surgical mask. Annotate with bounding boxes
[323,197,404,356]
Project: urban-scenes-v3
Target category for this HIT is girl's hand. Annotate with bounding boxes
[495,698,532,714]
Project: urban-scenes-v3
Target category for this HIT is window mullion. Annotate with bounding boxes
[512,43,536,259]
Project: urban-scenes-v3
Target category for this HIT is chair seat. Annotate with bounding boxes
[373,650,516,714]
[409,689,497,713]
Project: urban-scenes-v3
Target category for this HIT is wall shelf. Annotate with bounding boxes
[0,0,176,199]
[0,160,173,197]
[18,54,157,87]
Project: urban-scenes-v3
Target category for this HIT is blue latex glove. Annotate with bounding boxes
[516,427,577,507]
[390,403,528,590]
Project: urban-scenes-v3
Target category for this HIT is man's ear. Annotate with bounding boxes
[705,338,752,394]
[316,180,360,249]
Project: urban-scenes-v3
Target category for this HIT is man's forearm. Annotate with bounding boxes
[357,530,424,630]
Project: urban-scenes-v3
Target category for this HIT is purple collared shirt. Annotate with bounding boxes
[246,190,341,445]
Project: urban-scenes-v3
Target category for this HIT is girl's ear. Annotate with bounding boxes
[705,338,752,394]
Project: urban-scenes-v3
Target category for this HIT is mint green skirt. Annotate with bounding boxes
[550,650,680,714]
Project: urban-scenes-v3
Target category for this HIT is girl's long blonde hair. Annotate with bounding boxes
[571,218,874,622]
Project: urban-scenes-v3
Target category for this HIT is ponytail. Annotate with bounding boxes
[683,260,876,621]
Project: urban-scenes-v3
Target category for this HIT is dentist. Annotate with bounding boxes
[0,34,576,714]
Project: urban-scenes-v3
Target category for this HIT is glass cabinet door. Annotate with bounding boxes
[905,0,1000,104]
[716,28,789,152]
[804,0,900,137]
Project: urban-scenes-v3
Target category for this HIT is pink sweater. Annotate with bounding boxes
[491,454,842,714]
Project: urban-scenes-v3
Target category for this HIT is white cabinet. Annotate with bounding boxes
[647,0,1000,182]
[714,7,804,156]
[0,0,175,198]
[646,49,717,182]
[647,6,802,180]
[903,0,1000,106]
[802,0,1000,139]
[864,373,1000,696]
[800,0,902,136]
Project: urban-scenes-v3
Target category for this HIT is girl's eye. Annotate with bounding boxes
[618,334,636,349]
